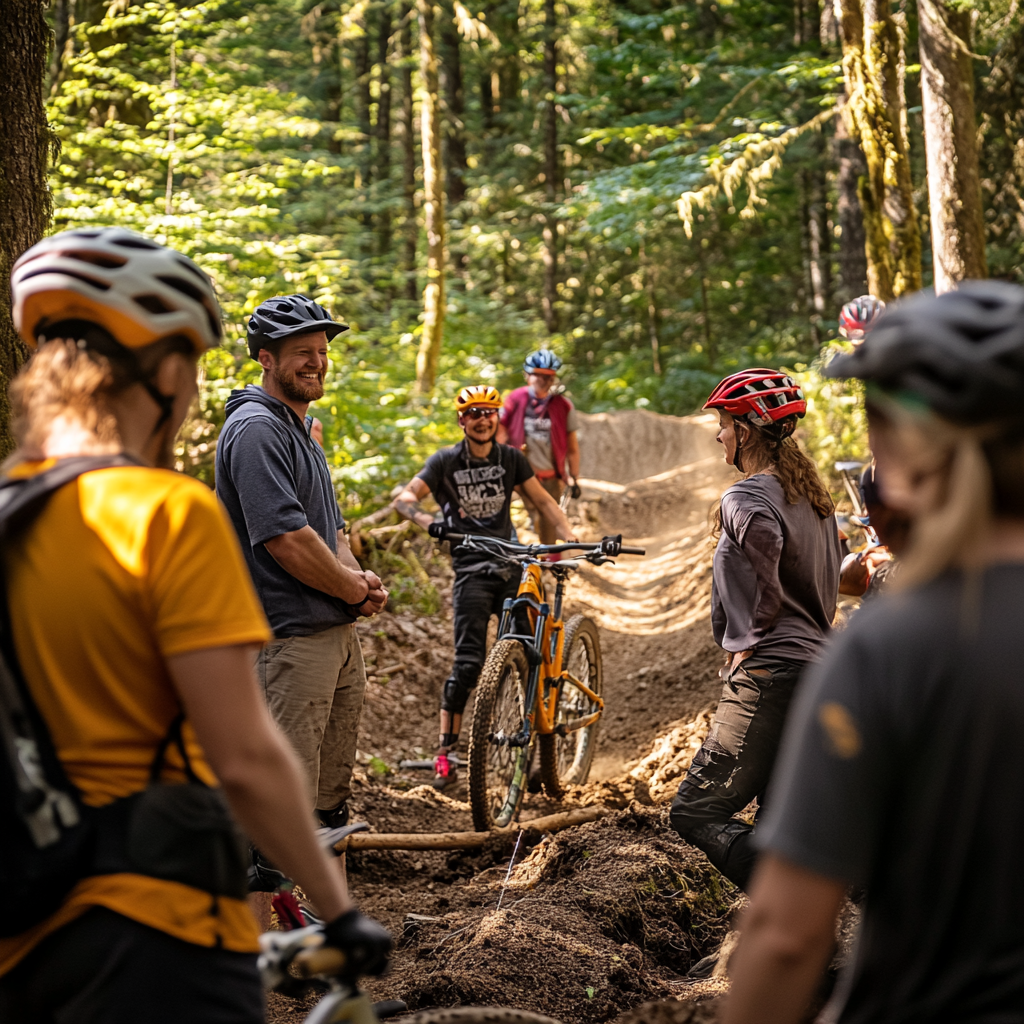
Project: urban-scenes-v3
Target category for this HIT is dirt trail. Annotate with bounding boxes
[269,410,739,1024]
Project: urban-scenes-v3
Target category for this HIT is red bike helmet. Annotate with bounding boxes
[839,295,886,342]
[703,368,806,429]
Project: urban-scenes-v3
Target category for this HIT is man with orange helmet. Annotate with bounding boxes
[668,369,841,892]
[393,385,576,789]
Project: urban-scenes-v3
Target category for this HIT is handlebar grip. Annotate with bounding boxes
[445,532,465,542]
[620,546,646,556]
[294,946,347,979]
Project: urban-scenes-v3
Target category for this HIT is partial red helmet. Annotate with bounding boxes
[839,294,886,342]
[703,368,806,428]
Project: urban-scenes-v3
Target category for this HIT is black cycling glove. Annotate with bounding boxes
[428,521,447,540]
[323,908,393,977]
[569,483,582,500]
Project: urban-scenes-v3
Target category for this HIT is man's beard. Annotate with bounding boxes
[271,366,324,403]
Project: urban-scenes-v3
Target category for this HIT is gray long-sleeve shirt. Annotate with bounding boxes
[711,473,841,661]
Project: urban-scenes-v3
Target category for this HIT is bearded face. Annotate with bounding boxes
[262,331,329,405]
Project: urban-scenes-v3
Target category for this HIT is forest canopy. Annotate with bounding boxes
[38,0,1024,513]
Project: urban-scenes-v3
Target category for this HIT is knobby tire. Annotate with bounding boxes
[468,639,532,832]
[539,615,603,799]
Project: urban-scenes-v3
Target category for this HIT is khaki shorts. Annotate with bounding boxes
[257,622,366,812]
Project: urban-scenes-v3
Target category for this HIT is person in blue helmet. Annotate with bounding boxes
[498,349,582,544]
[216,296,388,852]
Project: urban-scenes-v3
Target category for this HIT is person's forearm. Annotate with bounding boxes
[219,726,350,921]
[724,856,845,1024]
[536,491,575,541]
[264,526,369,603]
[392,494,435,530]
[566,434,580,481]
[336,531,362,571]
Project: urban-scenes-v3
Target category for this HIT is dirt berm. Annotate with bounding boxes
[269,410,740,1024]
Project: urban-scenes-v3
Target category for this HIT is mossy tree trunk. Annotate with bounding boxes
[918,0,987,292]
[0,0,50,457]
[415,0,446,394]
[835,0,921,301]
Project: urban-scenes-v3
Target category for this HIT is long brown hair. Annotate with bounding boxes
[8,333,192,460]
[711,415,834,538]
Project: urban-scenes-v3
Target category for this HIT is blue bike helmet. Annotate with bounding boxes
[246,294,348,359]
[523,348,563,374]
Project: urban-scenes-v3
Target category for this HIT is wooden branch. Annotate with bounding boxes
[334,806,609,853]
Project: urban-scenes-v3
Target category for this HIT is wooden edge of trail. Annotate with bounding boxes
[333,806,610,853]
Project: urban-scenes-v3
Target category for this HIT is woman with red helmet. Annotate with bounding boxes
[668,369,841,892]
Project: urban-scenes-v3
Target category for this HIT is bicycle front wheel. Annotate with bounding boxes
[468,639,533,831]
[539,615,603,798]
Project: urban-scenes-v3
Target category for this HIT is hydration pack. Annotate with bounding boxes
[0,456,248,939]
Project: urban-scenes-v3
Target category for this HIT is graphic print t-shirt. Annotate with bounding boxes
[417,440,534,570]
[522,391,579,473]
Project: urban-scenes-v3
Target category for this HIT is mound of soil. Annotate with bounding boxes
[352,807,740,1024]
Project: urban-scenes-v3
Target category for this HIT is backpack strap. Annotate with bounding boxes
[149,711,204,786]
[0,454,143,849]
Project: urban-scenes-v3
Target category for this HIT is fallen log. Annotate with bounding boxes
[334,805,609,853]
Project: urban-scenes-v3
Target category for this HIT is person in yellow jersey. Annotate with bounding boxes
[0,228,390,1024]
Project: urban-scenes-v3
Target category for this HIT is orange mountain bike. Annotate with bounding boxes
[440,532,645,831]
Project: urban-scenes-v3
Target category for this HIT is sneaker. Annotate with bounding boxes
[316,801,350,830]
[432,751,458,790]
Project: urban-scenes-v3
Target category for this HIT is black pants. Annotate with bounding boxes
[669,654,805,891]
[0,907,264,1024]
[441,567,522,715]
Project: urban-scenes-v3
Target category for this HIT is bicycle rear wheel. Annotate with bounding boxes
[539,615,602,798]
[468,639,533,831]
[394,1009,565,1024]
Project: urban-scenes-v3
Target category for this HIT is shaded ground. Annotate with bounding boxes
[269,410,742,1024]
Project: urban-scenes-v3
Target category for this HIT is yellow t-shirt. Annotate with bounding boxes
[0,462,272,977]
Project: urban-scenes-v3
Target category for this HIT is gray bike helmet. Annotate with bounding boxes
[825,281,1024,425]
[246,294,348,359]
[523,348,562,374]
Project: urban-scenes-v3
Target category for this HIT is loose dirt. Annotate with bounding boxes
[269,410,743,1024]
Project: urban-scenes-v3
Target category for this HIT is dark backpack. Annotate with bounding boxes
[0,455,248,939]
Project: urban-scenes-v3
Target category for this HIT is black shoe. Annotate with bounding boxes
[317,802,350,830]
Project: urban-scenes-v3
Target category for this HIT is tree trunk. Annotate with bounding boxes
[377,6,393,257]
[918,0,987,292]
[399,4,418,301]
[440,9,466,206]
[355,21,373,235]
[0,0,50,456]
[480,66,494,132]
[639,238,661,375]
[833,90,869,301]
[49,0,74,90]
[541,0,558,334]
[836,0,922,301]
[415,0,446,394]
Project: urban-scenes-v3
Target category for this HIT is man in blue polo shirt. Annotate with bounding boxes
[216,295,387,834]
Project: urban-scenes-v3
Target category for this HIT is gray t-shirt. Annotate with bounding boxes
[523,390,579,474]
[757,566,1024,1024]
[711,473,841,661]
[215,386,353,638]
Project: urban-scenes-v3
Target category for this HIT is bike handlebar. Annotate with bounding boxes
[294,946,347,978]
[436,529,645,558]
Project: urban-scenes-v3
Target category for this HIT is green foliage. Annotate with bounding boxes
[40,0,1024,509]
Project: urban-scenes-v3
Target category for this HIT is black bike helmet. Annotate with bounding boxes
[523,348,563,374]
[246,294,348,359]
[825,281,1024,425]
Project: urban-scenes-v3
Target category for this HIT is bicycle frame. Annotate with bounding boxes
[494,560,604,752]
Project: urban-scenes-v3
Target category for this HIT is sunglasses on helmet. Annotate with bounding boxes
[461,407,499,420]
